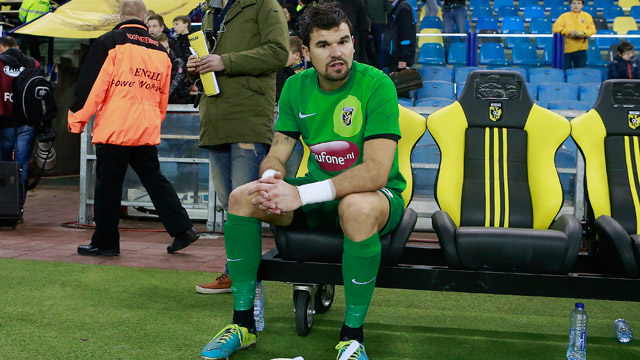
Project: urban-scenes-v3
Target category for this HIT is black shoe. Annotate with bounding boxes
[77,244,120,256]
[167,227,199,254]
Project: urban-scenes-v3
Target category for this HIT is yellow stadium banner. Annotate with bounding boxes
[14,0,203,39]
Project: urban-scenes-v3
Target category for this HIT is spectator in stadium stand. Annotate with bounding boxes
[157,33,192,104]
[608,41,640,79]
[282,3,298,32]
[424,0,438,17]
[384,0,416,71]
[441,0,468,57]
[367,0,391,69]
[172,15,192,65]
[334,0,371,64]
[147,14,183,60]
[18,0,50,61]
[552,0,595,70]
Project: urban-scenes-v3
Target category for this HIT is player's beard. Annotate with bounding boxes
[323,57,351,82]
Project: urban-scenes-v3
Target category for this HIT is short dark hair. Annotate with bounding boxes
[290,36,303,55]
[571,0,585,5]
[300,2,353,48]
[618,40,634,54]
[173,15,192,31]
[0,36,17,48]
[147,14,165,27]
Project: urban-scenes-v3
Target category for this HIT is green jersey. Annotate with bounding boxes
[276,61,406,196]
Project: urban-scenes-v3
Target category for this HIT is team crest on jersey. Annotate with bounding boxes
[342,107,355,126]
[489,102,503,122]
[3,65,23,77]
[629,111,640,129]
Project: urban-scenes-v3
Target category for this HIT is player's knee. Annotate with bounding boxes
[338,194,384,225]
[227,182,254,215]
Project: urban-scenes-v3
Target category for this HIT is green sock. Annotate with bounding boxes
[225,213,262,311]
[342,233,381,328]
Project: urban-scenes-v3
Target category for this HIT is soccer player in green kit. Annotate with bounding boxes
[200,3,404,360]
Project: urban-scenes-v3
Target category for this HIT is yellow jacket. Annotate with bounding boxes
[552,11,596,53]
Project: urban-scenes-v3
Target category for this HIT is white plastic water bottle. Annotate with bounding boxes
[254,283,265,332]
[567,302,588,360]
[614,319,633,343]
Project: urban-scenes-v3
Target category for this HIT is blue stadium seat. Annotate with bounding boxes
[454,66,481,83]
[415,97,455,107]
[594,0,612,11]
[594,29,619,50]
[511,43,543,66]
[421,16,443,30]
[478,43,510,65]
[476,16,499,31]
[497,6,519,21]
[542,46,553,66]
[417,81,455,99]
[519,0,540,11]
[418,43,446,65]
[494,66,528,80]
[455,82,465,98]
[627,30,640,48]
[504,30,530,49]
[398,98,414,107]
[530,17,553,49]
[544,0,564,11]
[578,82,602,107]
[630,6,640,22]
[586,45,609,67]
[502,16,526,31]
[550,5,570,22]
[537,82,579,104]
[472,6,494,22]
[529,67,565,84]
[565,68,603,83]
[469,0,491,10]
[493,0,515,12]
[603,5,625,22]
[523,5,546,22]
[534,34,553,49]
[582,5,599,19]
[546,100,592,111]
[530,17,552,33]
[525,82,538,100]
[447,42,467,65]
[418,66,453,81]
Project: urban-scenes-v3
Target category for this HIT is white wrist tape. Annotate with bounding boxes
[261,169,277,179]
[297,179,336,206]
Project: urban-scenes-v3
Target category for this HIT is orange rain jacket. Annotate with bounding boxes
[68,20,171,146]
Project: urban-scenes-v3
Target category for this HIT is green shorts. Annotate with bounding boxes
[285,176,405,236]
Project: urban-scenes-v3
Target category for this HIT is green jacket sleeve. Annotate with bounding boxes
[221,0,289,75]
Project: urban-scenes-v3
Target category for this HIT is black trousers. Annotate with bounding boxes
[92,144,192,249]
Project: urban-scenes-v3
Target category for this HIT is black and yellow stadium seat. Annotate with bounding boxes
[271,106,426,266]
[571,79,640,278]
[428,70,582,274]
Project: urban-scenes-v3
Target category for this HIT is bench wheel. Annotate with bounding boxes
[294,290,314,336]
[314,284,334,314]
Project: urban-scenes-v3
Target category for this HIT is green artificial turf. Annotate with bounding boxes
[0,258,638,359]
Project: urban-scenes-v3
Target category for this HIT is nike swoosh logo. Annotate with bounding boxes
[299,112,317,118]
[226,258,243,262]
[351,276,376,285]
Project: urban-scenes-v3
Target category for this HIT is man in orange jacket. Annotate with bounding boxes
[68,0,198,256]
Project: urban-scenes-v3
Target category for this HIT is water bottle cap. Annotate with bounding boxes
[575,302,584,308]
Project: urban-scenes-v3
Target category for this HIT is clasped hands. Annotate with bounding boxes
[248,171,302,215]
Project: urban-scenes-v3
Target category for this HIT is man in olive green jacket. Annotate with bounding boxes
[187,0,289,293]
